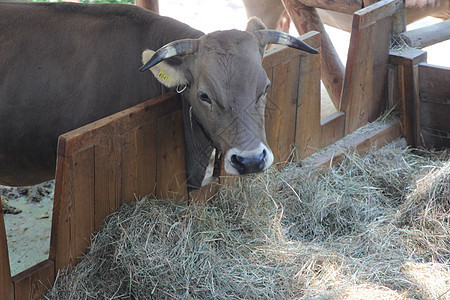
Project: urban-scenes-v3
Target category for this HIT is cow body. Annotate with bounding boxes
[0,2,202,186]
[1,2,318,189]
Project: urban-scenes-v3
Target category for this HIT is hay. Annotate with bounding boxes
[46,146,449,299]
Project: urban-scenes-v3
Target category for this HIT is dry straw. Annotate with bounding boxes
[46,146,449,299]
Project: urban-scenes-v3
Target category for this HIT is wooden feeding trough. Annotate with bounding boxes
[0,0,413,297]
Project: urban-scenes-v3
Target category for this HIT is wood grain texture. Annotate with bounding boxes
[388,49,427,146]
[94,137,122,230]
[320,111,346,147]
[156,110,188,199]
[401,19,450,48]
[295,33,322,159]
[282,0,344,110]
[265,53,300,164]
[341,0,402,134]
[419,63,450,149]
[298,0,362,14]
[0,199,14,300]
[356,0,403,27]
[53,148,95,271]
[59,92,181,155]
[120,129,139,203]
[136,122,158,198]
[12,260,54,300]
[302,120,401,169]
[51,92,185,277]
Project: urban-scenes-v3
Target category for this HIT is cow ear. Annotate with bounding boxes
[141,49,189,88]
[246,16,267,32]
[246,17,268,56]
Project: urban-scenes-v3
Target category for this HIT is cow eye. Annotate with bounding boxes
[199,92,212,104]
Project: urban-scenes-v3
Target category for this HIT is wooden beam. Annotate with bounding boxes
[340,0,403,135]
[301,119,402,169]
[282,0,344,111]
[401,19,450,49]
[0,199,14,300]
[388,48,427,146]
[297,0,362,15]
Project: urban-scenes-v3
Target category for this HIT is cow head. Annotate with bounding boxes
[141,18,318,176]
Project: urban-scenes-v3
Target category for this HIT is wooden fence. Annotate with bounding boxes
[388,22,449,149]
[0,1,407,297]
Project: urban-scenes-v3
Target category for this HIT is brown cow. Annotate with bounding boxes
[0,2,318,190]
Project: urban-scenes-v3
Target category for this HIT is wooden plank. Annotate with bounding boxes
[0,199,14,300]
[340,18,376,130]
[419,63,450,100]
[52,148,95,271]
[341,0,402,134]
[265,53,300,164]
[388,49,427,147]
[295,32,322,159]
[120,129,139,203]
[49,137,66,264]
[120,122,158,202]
[51,92,184,275]
[420,102,450,132]
[420,128,450,149]
[12,260,54,300]
[297,0,362,14]
[368,16,392,121]
[419,63,450,149]
[94,137,122,230]
[60,92,181,155]
[156,110,188,199]
[302,120,401,169]
[401,19,450,49]
[320,111,346,147]
[356,0,403,28]
[282,0,344,110]
[264,45,305,70]
[136,122,158,198]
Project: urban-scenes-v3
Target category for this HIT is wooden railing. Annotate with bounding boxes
[0,0,408,295]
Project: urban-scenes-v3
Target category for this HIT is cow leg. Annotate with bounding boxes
[181,97,215,191]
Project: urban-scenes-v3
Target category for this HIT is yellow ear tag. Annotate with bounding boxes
[158,71,170,82]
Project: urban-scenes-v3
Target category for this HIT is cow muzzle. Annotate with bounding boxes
[224,143,274,175]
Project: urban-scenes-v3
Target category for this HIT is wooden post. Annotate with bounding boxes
[282,0,345,111]
[388,48,427,146]
[0,199,14,300]
[135,0,159,14]
[295,31,322,158]
[340,0,403,135]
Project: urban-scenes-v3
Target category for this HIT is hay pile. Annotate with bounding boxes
[46,146,449,299]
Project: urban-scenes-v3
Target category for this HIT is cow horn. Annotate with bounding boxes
[140,39,199,72]
[254,30,319,54]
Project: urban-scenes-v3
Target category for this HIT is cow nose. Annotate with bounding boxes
[231,149,267,175]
